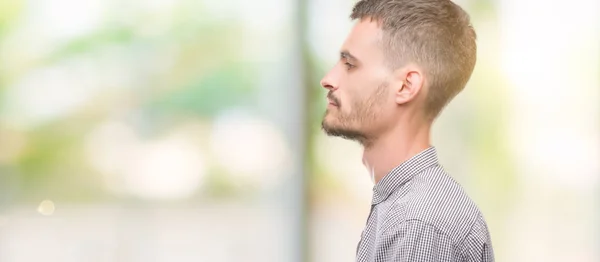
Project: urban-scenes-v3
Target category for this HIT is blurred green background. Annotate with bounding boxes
[0,0,598,261]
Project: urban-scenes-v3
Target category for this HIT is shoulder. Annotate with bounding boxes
[386,164,489,244]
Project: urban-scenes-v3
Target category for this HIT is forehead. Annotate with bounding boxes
[341,19,384,61]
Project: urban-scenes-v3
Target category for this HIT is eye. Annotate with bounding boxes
[344,62,355,70]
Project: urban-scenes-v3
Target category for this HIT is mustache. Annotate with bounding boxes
[327,92,340,106]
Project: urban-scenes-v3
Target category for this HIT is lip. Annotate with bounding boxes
[326,92,339,107]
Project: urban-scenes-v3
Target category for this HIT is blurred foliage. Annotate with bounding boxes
[0,0,23,36]
[0,0,23,108]
[14,117,105,202]
[0,1,261,202]
[147,63,257,118]
[46,27,136,63]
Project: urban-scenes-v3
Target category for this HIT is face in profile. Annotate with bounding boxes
[320,19,396,144]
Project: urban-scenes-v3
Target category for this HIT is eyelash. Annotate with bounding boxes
[344,62,355,70]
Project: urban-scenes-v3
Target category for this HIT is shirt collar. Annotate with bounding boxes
[372,146,439,205]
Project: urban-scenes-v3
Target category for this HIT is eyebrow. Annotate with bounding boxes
[340,51,359,63]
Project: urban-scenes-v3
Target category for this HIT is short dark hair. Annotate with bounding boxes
[351,0,477,119]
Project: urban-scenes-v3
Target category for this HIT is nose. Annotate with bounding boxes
[320,67,339,91]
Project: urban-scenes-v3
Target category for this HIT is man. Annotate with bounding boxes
[320,0,494,261]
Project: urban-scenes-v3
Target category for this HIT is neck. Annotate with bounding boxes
[362,121,431,184]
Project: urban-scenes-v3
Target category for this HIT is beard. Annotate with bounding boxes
[321,82,388,146]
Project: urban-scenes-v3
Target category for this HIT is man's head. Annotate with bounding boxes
[321,0,477,145]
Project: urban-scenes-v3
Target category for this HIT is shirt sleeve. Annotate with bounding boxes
[461,215,495,262]
[377,219,458,262]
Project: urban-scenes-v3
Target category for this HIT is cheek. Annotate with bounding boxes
[338,68,389,109]
[344,81,379,106]
[338,93,354,114]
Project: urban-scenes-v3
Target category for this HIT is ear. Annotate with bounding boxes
[392,66,424,105]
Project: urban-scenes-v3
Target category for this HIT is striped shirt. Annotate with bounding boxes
[356,147,494,262]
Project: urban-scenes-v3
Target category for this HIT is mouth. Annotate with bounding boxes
[327,93,339,107]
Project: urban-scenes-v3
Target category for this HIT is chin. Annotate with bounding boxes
[321,115,340,131]
[322,111,336,125]
[321,119,336,133]
[322,121,364,140]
